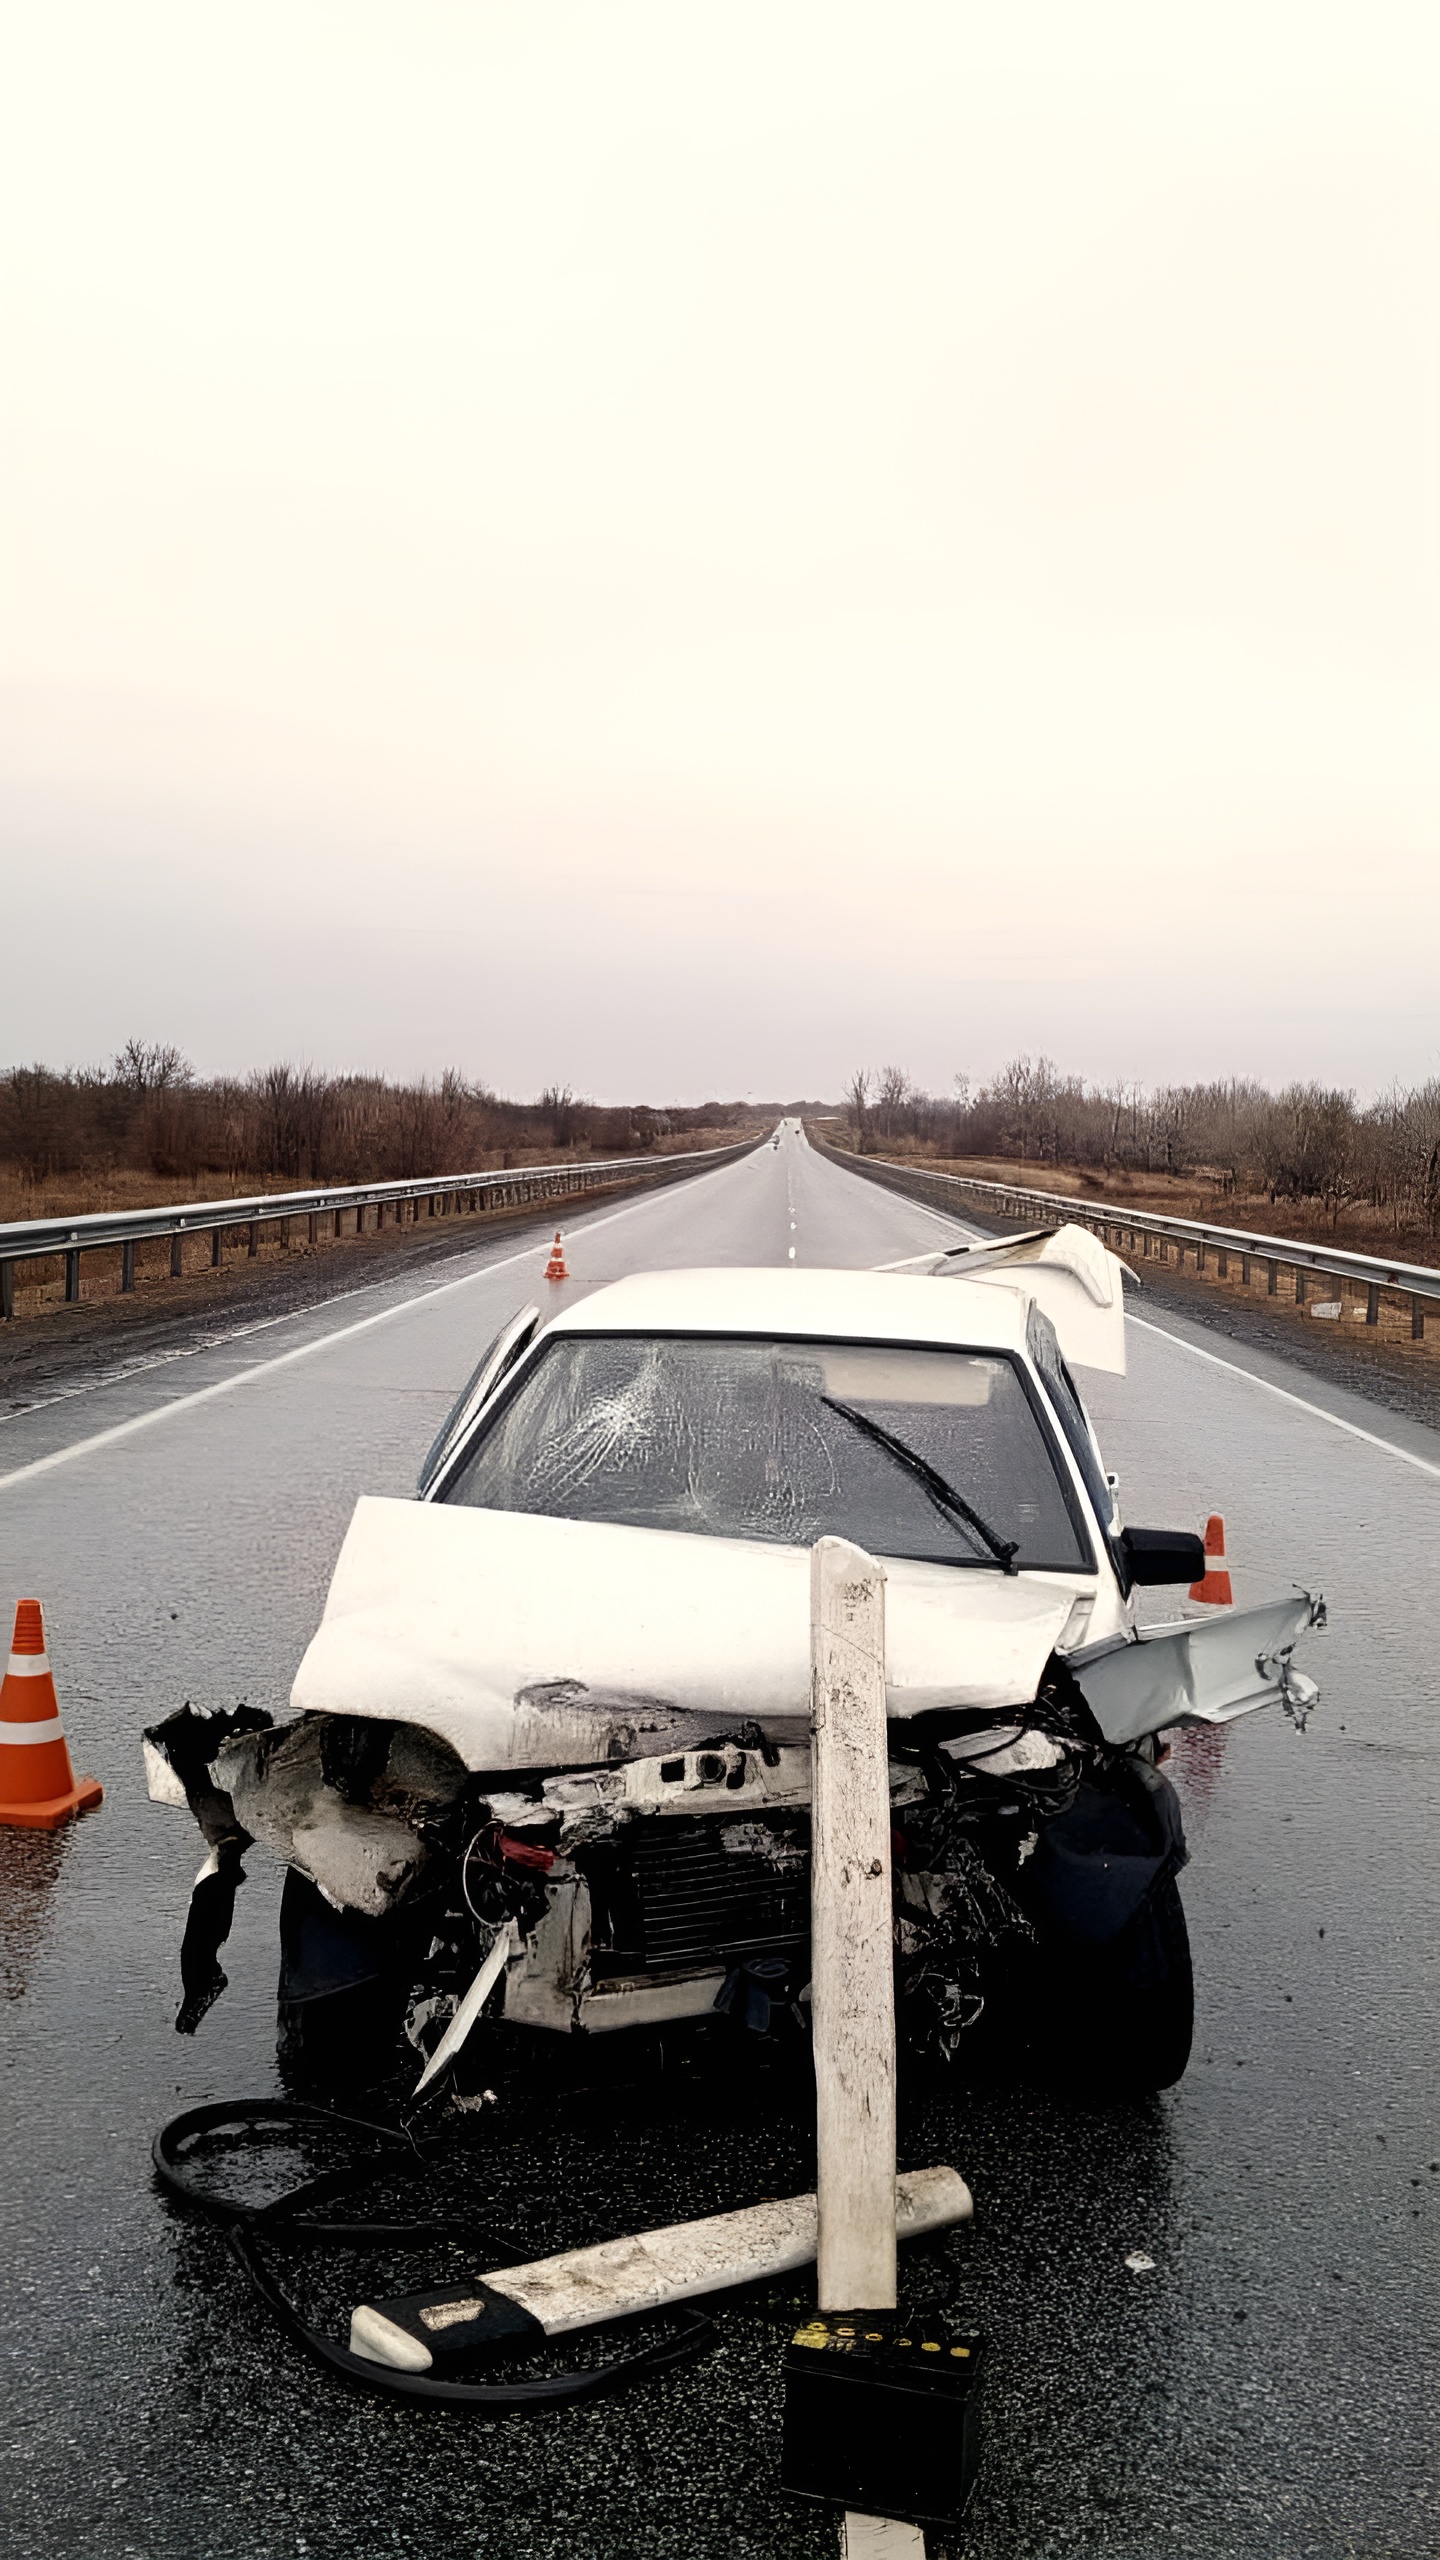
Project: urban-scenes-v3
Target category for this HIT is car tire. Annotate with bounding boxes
[1036,1874,1194,2095]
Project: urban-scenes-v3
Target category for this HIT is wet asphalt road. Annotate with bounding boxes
[1,1127,1436,2559]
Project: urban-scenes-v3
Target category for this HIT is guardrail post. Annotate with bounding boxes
[1241,1254,1251,1285]
[121,1240,136,1293]
[1295,1269,1307,1306]
[1267,1259,1278,1296]
[811,1535,895,2314]
[171,1234,184,1278]
[248,1220,260,1258]
[0,1259,12,1320]
[1366,1283,1380,1327]
[1195,1239,1205,1271]
[212,1228,223,1268]
[1412,1296,1426,1341]
[64,1248,81,1302]
[333,1209,342,1239]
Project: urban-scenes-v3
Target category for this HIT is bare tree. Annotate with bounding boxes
[844,1068,872,1151]
[112,1039,193,1095]
[876,1064,913,1144]
[993,1055,1057,1164]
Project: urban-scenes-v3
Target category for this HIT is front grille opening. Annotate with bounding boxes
[584,1814,810,1982]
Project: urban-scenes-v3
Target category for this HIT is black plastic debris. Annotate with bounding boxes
[176,1836,248,2034]
[713,1953,792,2033]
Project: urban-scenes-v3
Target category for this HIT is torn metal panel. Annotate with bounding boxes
[502,1875,592,2032]
[881,1225,1128,1374]
[209,1718,441,1918]
[956,1228,1128,1376]
[1073,1593,1325,1746]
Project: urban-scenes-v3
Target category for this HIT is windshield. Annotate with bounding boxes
[439,1333,1093,1570]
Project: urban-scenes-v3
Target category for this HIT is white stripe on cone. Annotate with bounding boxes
[5,1653,52,1678]
[0,1718,66,1747]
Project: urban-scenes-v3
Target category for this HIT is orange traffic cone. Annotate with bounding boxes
[544,1230,569,1281]
[1188,1515,1234,1607]
[0,1599,103,1830]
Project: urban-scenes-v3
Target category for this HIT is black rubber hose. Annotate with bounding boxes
[154,2099,717,2413]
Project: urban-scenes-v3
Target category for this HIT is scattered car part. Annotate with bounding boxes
[412,1928,510,2096]
[782,2313,984,2533]
[152,2099,718,2412]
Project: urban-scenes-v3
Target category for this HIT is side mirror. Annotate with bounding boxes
[1120,1527,1206,1587]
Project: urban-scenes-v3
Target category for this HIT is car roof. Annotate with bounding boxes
[542,1265,1029,1353]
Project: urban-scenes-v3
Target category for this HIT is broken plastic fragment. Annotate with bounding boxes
[412,1929,512,2097]
[1124,2251,1156,2274]
[175,1837,248,2034]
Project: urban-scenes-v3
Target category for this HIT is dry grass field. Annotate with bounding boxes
[822,1135,1440,1267]
[0,1124,761,1231]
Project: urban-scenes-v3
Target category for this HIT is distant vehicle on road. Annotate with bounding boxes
[148,1230,1322,2093]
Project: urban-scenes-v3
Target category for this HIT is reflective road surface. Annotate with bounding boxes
[1,1126,1436,2558]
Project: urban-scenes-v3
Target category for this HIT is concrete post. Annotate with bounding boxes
[810,1536,896,2316]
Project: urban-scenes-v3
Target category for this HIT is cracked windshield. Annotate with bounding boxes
[442,1335,1090,1569]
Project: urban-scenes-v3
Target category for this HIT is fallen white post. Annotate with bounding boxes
[349,2166,970,2369]
[810,1534,897,2314]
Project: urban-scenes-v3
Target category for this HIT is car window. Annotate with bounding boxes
[440,1333,1092,1570]
[1026,1305,1114,1537]
[417,1305,539,1497]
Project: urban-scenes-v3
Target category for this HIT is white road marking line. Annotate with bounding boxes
[0,1183,714,1495]
[1127,1314,1440,1482]
[897,1196,983,1238]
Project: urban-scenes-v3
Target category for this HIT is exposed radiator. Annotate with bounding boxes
[629,1819,809,1978]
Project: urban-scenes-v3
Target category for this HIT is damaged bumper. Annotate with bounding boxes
[144,1579,1323,2064]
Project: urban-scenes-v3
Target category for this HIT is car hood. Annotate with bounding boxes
[289,1496,1089,1771]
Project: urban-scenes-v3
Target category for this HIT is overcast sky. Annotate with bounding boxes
[3,3,1436,1102]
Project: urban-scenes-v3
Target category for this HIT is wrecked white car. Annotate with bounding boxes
[147,1229,1323,2093]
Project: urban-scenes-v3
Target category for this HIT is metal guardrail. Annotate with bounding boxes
[0,1141,756,1320]
[814,1142,1440,1340]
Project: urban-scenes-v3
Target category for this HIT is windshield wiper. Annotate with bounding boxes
[820,1395,1021,1574]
